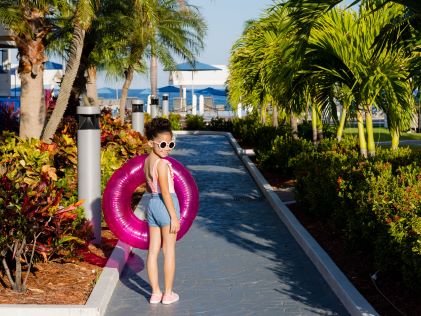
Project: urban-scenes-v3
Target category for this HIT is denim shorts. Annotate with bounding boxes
[147,193,180,227]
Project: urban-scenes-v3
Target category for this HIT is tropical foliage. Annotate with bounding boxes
[0,1,63,138]
[0,131,92,292]
[228,0,420,156]
[0,0,205,139]
[83,0,203,129]
[0,110,148,292]
[293,138,421,290]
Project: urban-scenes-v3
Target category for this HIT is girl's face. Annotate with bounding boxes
[149,131,175,158]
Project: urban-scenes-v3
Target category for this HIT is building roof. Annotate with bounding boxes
[168,64,229,87]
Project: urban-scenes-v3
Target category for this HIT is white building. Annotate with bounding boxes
[1,25,63,97]
[0,25,14,96]
[10,63,63,94]
[168,64,229,87]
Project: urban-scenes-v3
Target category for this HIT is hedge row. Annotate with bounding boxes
[229,117,421,291]
[292,139,421,290]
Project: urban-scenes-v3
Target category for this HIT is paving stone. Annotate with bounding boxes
[104,135,349,316]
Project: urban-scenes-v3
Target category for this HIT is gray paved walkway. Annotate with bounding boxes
[104,134,349,316]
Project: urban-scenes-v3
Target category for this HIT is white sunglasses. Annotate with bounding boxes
[153,140,176,149]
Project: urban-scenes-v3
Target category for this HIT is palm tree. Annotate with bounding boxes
[285,0,421,86]
[334,84,354,141]
[230,1,415,156]
[42,0,95,142]
[104,0,152,123]
[228,9,291,127]
[147,0,205,120]
[147,0,192,101]
[47,0,139,114]
[293,3,415,155]
[115,0,205,123]
[0,1,65,139]
[374,55,415,149]
[229,5,323,136]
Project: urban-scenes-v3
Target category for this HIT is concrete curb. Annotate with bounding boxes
[175,131,379,316]
[0,240,132,316]
[86,240,132,315]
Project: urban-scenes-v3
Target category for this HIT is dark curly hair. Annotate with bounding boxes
[145,117,173,140]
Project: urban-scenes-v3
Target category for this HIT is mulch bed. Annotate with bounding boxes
[0,226,118,305]
[268,177,420,316]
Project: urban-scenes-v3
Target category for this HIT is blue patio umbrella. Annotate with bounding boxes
[44,61,63,70]
[174,61,221,106]
[196,87,226,96]
[158,85,180,93]
[98,87,117,99]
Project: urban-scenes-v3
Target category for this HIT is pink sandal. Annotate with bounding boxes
[149,293,163,304]
[162,292,179,305]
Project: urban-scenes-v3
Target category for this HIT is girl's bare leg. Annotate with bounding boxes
[147,226,162,294]
[161,225,177,294]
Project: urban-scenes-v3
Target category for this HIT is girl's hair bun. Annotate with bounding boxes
[145,117,173,140]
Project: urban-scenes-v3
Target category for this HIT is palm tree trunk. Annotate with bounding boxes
[391,127,400,150]
[86,66,99,106]
[272,106,278,127]
[150,55,158,97]
[15,9,48,139]
[290,111,298,139]
[316,107,323,141]
[311,105,318,144]
[119,66,134,123]
[260,105,266,124]
[365,108,376,157]
[337,104,348,142]
[357,110,367,158]
[42,26,86,143]
[19,71,45,139]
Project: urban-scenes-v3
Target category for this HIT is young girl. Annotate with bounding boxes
[144,117,181,305]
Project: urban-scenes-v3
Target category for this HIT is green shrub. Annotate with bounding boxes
[257,135,313,177]
[168,113,182,130]
[185,114,205,130]
[232,115,262,147]
[232,115,292,151]
[102,112,149,189]
[289,136,421,290]
[0,111,150,292]
[0,132,93,292]
[297,121,313,140]
[232,114,421,290]
[337,160,421,290]
[253,125,290,154]
[207,117,233,132]
[323,124,337,139]
[297,121,338,141]
[293,144,359,219]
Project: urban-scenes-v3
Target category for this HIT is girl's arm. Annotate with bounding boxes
[157,160,180,233]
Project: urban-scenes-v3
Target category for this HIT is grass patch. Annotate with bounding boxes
[344,127,421,142]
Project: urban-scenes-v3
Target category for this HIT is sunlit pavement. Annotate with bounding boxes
[103,134,349,316]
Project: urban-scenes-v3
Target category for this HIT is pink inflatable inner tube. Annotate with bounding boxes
[102,154,199,249]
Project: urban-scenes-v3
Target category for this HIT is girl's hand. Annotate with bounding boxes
[170,217,180,234]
